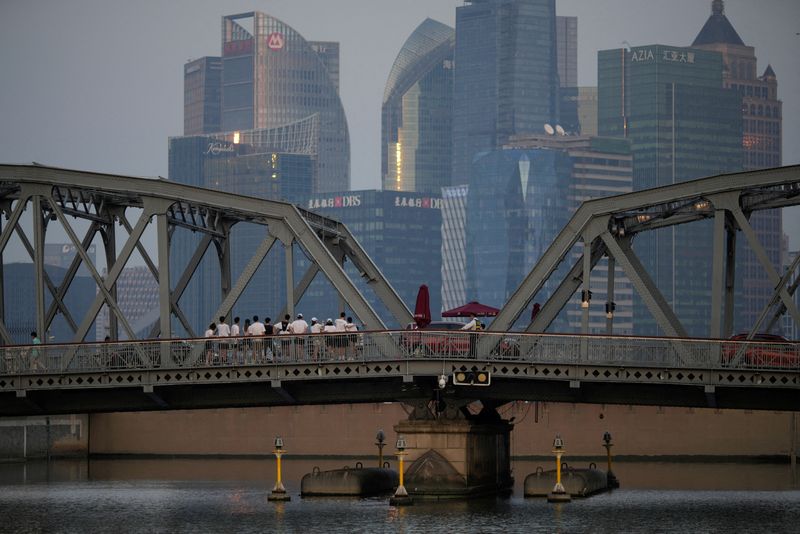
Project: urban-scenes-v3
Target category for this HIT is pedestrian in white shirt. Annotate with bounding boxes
[461,313,479,357]
[231,316,240,337]
[247,315,266,363]
[310,317,323,360]
[334,312,348,359]
[344,316,358,359]
[216,316,231,363]
[323,318,338,359]
[230,316,241,364]
[204,322,216,365]
[290,313,309,360]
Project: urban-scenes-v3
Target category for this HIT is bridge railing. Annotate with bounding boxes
[0,331,798,376]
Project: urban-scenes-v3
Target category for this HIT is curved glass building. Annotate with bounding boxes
[221,12,349,192]
[382,18,454,193]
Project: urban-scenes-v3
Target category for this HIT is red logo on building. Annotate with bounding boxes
[267,32,285,50]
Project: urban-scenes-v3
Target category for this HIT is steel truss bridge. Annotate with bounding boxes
[0,331,798,416]
[0,164,798,417]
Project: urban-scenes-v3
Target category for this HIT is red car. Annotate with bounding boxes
[721,333,799,369]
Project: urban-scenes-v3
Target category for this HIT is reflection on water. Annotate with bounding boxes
[0,458,799,533]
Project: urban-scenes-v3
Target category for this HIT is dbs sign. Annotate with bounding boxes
[267,32,285,50]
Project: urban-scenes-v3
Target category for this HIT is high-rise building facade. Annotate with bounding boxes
[168,131,313,334]
[691,0,783,334]
[183,57,222,135]
[504,134,634,333]
[302,190,443,326]
[556,16,579,134]
[598,44,743,336]
[215,12,349,192]
[441,184,469,312]
[451,0,559,184]
[382,19,454,193]
[465,148,573,314]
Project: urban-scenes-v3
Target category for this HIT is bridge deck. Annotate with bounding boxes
[1,332,797,416]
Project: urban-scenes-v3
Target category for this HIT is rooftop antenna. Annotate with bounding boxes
[543,123,555,135]
[555,125,566,136]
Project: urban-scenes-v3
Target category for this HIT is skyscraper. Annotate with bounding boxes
[302,190,443,325]
[217,12,349,192]
[556,16,579,134]
[382,19,454,193]
[183,57,222,135]
[451,0,559,184]
[691,0,783,334]
[598,44,743,336]
[168,130,314,334]
[465,148,573,311]
[441,184,469,312]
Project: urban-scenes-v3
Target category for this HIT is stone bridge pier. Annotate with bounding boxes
[394,398,513,499]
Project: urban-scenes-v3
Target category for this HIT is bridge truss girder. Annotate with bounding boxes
[0,164,413,344]
[490,165,800,341]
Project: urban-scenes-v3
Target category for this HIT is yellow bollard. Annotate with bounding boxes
[389,435,413,506]
[268,436,291,502]
[547,434,571,503]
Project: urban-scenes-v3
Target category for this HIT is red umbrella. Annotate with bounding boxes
[442,301,500,318]
[413,284,431,328]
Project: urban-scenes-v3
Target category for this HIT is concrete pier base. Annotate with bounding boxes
[394,404,513,499]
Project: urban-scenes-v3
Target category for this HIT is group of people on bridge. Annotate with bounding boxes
[203,312,361,365]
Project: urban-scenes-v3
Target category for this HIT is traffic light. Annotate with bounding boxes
[452,370,491,386]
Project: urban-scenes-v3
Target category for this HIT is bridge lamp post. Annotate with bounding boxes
[547,434,571,503]
[268,436,291,502]
[376,429,386,468]
[603,432,620,489]
[389,435,413,506]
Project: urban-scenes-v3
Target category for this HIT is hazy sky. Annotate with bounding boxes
[1,0,798,244]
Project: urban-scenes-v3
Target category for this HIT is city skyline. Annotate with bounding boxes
[0,0,798,262]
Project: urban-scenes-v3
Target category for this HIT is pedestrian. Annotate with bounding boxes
[243,318,252,363]
[231,316,241,363]
[345,317,358,359]
[310,317,323,361]
[30,331,42,371]
[263,316,274,361]
[204,322,216,365]
[249,315,266,363]
[335,312,347,359]
[216,316,231,363]
[290,313,309,360]
[460,313,479,357]
[276,314,292,360]
[323,318,337,358]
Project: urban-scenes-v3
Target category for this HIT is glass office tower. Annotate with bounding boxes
[219,12,349,192]
[168,132,313,335]
[452,0,559,184]
[382,19,454,193]
[184,57,222,135]
[598,44,742,336]
[691,0,784,334]
[465,149,572,314]
[302,190,443,326]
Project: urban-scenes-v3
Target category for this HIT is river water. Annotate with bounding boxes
[1,458,798,533]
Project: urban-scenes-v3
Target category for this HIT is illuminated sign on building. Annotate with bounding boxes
[631,48,696,64]
[267,32,285,50]
[308,195,362,209]
[205,142,236,156]
[394,196,442,209]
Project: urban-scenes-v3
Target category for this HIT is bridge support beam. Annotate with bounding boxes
[394,402,513,499]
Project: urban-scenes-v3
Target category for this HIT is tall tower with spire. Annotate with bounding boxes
[692,0,784,334]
